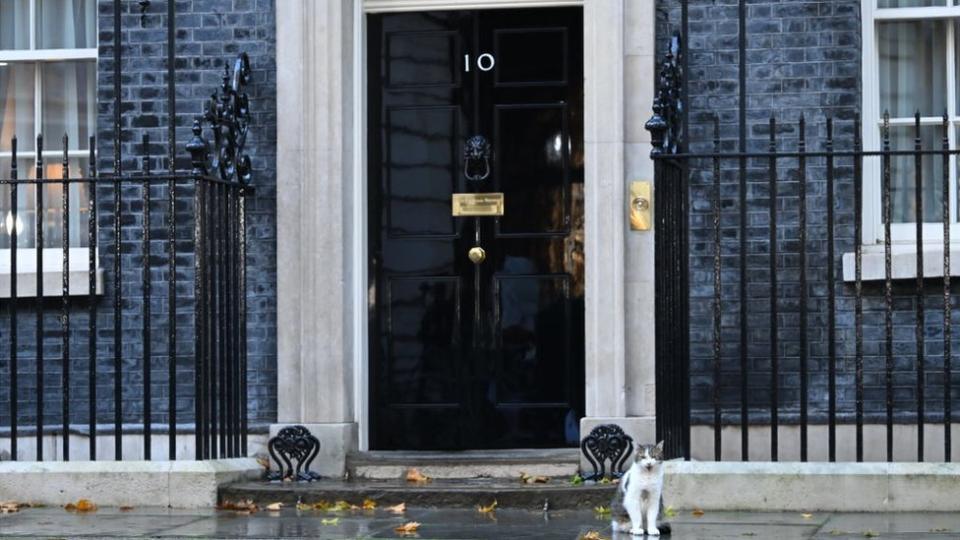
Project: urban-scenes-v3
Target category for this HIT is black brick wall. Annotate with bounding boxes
[656,0,960,425]
[0,0,276,433]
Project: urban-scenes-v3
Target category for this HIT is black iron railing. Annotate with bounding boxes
[649,35,959,463]
[0,0,252,461]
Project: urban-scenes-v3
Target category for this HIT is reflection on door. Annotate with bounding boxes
[368,7,584,450]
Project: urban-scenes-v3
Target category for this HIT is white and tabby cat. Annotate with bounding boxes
[611,441,671,536]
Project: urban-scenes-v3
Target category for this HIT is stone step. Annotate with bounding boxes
[346,449,581,480]
[220,478,615,510]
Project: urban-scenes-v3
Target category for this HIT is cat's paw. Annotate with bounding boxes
[647,527,661,536]
[629,527,645,536]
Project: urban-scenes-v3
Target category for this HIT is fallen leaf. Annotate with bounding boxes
[579,532,609,540]
[405,468,430,483]
[520,472,549,484]
[320,517,340,526]
[296,502,312,511]
[313,500,331,510]
[218,499,258,513]
[863,532,879,538]
[742,533,756,537]
[363,499,377,510]
[930,528,950,533]
[265,502,283,512]
[64,503,77,512]
[477,500,498,513]
[598,477,612,484]
[828,530,846,536]
[664,505,677,518]
[256,457,270,469]
[394,521,421,536]
[692,508,705,517]
[0,501,26,514]
[801,513,813,519]
[119,505,134,512]
[593,505,611,516]
[74,499,97,513]
[570,474,584,485]
[386,502,406,514]
[330,500,352,512]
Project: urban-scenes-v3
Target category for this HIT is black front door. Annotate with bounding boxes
[368,7,584,450]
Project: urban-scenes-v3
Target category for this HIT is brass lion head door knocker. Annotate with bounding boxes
[463,135,491,182]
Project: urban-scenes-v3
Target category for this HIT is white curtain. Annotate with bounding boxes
[878,20,947,223]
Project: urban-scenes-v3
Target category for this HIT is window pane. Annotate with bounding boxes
[878,21,946,117]
[878,0,946,6]
[36,0,97,49]
[0,157,90,249]
[0,62,36,151]
[886,126,945,223]
[0,0,31,50]
[41,61,95,151]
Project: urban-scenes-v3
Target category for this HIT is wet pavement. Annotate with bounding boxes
[2,506,960,539]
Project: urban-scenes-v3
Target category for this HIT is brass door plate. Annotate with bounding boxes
[630,181,652,231]
[452,192,505,216]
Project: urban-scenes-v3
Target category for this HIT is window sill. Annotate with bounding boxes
[0,248,104,298]
[0,268,104,298]
[842,244,960,282]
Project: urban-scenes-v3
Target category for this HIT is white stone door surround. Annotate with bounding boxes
[275,0,656,476]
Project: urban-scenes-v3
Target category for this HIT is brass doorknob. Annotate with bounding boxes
[468,246,486,264]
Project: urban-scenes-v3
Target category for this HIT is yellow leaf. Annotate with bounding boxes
[386,502,406,514]
[321,517,340,526]
[313,500,331,510]
[863,532,879,538]
[579,532,609,540]
[477,500,498,513]
[296,502,312,511]
[265,502,283,512]
[75,499,97,512]
[664,505,677,518]
[256,457,270,469]
[405,468,430,483]
[801,513,813,519]
[598,477,612,484]
[395,521,421,533]
[329,500,352,512]
[362,498,377,510]
[692,508,705,517]
[593,505,611,516]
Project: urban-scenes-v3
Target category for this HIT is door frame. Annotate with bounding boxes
[352,0,627,451]
[275,0,631,455]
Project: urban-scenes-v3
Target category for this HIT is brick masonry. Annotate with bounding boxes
[656,0,960,424]
[0,0,276,434]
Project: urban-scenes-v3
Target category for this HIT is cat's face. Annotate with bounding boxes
[634,440,665,471]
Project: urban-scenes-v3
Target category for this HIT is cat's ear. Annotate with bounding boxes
[655,440,664,452]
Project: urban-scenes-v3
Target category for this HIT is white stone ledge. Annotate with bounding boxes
[665,461,960,512]
[0,458,262,508]
[842,244,960,281]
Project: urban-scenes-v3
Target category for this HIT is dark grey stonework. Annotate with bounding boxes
[0,0,276,432]
[656,0,960,425]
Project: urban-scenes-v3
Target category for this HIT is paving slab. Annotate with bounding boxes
[2,506,960,539]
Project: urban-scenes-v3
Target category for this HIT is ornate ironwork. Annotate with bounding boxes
[138,0,151,26]
[580,424,634,481]
[645,32,684,156]
[463,135,492,181]
[266,425,322,482]
[187,53,253,185]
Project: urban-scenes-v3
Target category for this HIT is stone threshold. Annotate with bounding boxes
[221,477,614,510]
[346,448,580,480]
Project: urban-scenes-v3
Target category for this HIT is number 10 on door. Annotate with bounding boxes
[464,53,495,72]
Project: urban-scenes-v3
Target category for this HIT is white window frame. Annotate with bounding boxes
[861,0,960,247]
[0,0,100,295]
